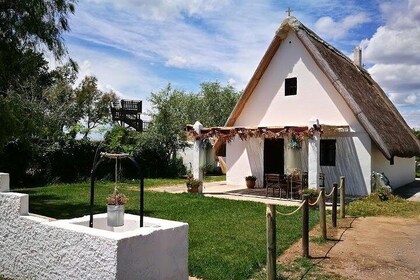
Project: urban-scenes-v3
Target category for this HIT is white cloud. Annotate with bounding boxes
[87,0,230,20]
[314,13,370,39]
[361,0,420,123]
[165,56,189,68]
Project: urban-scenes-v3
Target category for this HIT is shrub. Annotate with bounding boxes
[376,186,392,201]
[245,175,257,181]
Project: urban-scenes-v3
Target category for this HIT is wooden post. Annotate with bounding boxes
[339,176,346,218]
[319,187,326,240]
[332,183,338,228]
[302,195,309,258]
[266,204,276,280]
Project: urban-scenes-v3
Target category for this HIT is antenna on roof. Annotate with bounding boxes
[285,7,293,17]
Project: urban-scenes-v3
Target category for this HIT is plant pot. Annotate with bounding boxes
[246,180,256,189]
[107,204,125,227]
[187,186,199,193]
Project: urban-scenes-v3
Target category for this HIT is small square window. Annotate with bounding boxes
[320,139,336,166]
[285,77,297,96]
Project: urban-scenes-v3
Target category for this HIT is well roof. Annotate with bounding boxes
[225,16,420,159]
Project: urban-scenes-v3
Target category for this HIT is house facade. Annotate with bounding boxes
[189,17,420,196]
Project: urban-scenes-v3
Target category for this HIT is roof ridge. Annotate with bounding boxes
[283,17,369,75]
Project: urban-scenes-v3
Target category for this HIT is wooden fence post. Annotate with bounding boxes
[319,187,326,240]
[302,195,309,258]
[339,176,346,218]
[332,183,338,228]
[266,204,276,280]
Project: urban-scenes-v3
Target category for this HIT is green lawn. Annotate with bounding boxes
[16,181,318,280]
[347,193,420,217]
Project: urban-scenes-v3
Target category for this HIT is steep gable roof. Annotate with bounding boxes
[226,17,420,159]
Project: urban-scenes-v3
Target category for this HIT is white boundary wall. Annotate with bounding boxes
[371,145,416,190]
[0,192,188,280]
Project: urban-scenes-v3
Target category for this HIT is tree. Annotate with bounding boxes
[197,81,241,127]
[75,76,118,138]
[0,0,76,96]
[147,82,240,158]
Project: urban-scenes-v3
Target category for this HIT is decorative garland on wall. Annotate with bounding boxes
[187,125,323,145]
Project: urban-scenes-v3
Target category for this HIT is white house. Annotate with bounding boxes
[188,17,420,196]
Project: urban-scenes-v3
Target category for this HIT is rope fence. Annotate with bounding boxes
[308,190,323,206]
[276,200,306,216]
[265,176,347,279]
[325,187,335,197]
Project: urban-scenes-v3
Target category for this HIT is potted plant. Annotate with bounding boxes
[245,175,257,189]
[107,189,128,227]
[300,188,319,206]
[186,176,203,193]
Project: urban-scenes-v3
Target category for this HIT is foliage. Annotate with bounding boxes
[106,190,128,205]
[185,176,202,188]
[17,182,319,280]
[301,188,319,198]
[376,186,392,201]
[245,175,257,181]
[347,194,420,217]
[75,76,118,138]
[0,0,76,96]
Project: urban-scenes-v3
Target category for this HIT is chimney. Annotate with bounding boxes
[354,46,362,68]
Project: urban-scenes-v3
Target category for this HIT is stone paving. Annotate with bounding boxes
[150,181,304,206]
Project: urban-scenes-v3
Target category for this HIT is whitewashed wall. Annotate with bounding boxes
[178,143,217,173]
[227,31,373,195]
[371,145,416,190]
[0,192,189,280]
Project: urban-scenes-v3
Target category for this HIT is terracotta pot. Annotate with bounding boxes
[246,180,256,189]
[187,185,199,193]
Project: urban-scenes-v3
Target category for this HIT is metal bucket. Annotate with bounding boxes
[107,205,125,227]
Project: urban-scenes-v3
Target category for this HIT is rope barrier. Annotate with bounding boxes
[325,187,335,197]
[276,201,306,216]
[308,190,323,206]
[338,184,342,190]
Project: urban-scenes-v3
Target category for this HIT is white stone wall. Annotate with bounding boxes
[371,144,416,190]
[0,192,189,280]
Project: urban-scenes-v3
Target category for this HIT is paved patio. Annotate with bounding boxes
[149,178,420,206]
[152,181,309,206]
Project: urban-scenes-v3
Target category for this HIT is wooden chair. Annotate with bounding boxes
[265,174,288,198]
[289,174,303,200]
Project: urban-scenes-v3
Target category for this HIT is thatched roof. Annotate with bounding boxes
[225,16,420,159]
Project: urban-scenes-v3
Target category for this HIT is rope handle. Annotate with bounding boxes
[308,190,323,206]
[276,200,306,216]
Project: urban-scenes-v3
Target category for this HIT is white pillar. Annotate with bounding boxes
[0,173,10,192]
[192,121,205,185]
[308,119,320,189]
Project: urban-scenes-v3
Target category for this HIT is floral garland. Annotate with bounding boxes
[187,124,323,145]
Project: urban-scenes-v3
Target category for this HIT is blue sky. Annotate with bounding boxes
[62,0,420,128]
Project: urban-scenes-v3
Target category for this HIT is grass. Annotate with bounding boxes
[347,193,420,218]
[16,181,318,280]
[37,175,226,191]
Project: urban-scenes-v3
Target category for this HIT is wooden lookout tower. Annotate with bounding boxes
[110,99,146,132]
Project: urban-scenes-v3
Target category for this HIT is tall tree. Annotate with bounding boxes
[0,0,76,96]
[75,76,118,138]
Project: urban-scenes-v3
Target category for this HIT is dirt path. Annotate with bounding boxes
[279,216,420,279]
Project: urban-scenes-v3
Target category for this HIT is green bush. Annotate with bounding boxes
[376,186,392,201]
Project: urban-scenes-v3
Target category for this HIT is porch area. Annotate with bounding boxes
[150,180,357,206]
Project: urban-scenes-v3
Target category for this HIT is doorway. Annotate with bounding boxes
[264,139,284,178]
